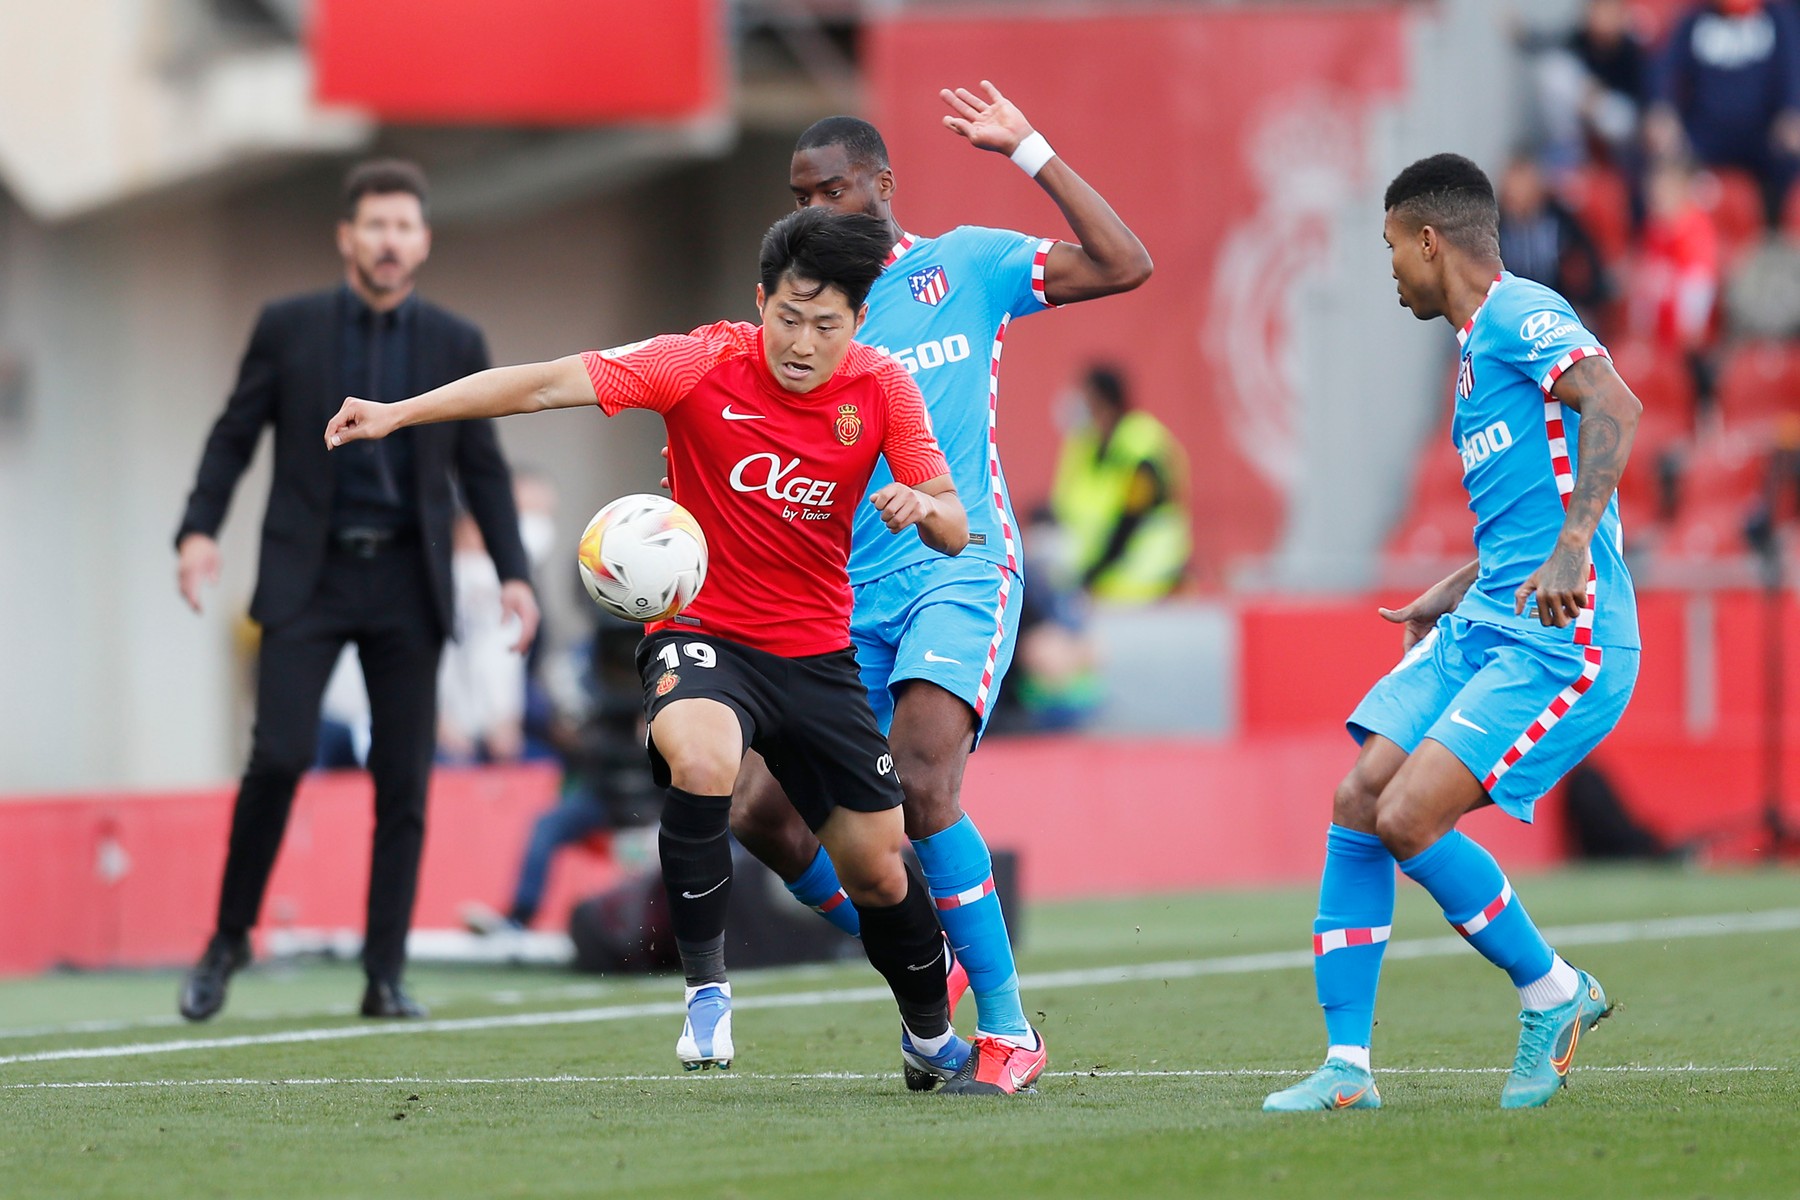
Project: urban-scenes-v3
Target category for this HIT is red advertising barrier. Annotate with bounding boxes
[0,764,619,975]
[311,0,723,123]
[866,7,1408,577]
[2,589,1787,974]
[0,736,1566,976]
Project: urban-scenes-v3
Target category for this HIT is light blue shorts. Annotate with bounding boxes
[850,557,1022,743]
[1348,614,1639,822]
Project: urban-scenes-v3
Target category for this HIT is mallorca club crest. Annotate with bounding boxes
[655,671,679,698]
[834,404,863,446]
[907,264,949,307]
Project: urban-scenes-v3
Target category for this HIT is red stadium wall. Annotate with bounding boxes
[865,6,1408,578]
[1,587,1791,973]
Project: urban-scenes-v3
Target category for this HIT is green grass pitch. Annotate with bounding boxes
[0,866,1794,1199]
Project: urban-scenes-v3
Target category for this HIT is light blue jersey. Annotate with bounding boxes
[1451,272,1640,650]
[849,227,1056,585]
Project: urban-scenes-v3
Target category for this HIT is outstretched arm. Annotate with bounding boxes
[940,79,1152,304]
[325,354,595,447]
[1515,356,1641,626]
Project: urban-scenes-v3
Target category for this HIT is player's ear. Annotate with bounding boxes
[755,283,767,312]
[853,303,869,335]
[1419,224,1440,262]
[875,167,895,202]
[335,220,354,259]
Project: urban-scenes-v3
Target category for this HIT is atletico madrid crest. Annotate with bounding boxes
[834,404,862,446]
[907,264,949,306]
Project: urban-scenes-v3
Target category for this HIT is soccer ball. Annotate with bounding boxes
[576,494,708,622]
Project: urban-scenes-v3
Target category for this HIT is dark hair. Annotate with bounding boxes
[342,158,430,222]
[795,116,891,172]
[1383,153,1498,257]
[1083,364,1128,412]
[758,207,890,311]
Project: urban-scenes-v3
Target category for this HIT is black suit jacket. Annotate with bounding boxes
[177,288,530,635]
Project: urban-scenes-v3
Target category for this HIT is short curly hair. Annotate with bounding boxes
[1384,153,1498,257]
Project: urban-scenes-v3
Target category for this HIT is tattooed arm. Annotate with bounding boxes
[1515,356,1642,627]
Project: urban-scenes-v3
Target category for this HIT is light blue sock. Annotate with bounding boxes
[1398,830,1554,987]
[914,815,1028,1040]
[1313,824,1397,1049]
[786,846,860,939]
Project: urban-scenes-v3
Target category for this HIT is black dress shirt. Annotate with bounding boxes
[332,288,418,533]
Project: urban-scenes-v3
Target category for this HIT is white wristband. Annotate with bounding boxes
[1009,131,1055,178]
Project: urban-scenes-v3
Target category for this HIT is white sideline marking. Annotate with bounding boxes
[3,907,1797,1068]
[1,1065,1783,1091]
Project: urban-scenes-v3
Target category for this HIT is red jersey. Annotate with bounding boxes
[581,321,950,657]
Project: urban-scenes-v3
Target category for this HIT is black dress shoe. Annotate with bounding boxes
[360,978,428,1019]
[178,932,250,1022]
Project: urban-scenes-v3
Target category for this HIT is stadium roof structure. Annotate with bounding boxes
[0,0,865,225]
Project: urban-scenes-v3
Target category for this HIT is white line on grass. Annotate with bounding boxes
[3,907,1796,1068]
[1,1065,1783,1091]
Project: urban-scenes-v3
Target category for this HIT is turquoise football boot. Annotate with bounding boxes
[1263,1057,1382,1112]
[1501,969,1612,1109]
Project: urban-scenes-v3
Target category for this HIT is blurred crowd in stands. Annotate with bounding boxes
[1394,0,1800,577]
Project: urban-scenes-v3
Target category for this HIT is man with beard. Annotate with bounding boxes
[174,159,539,1021]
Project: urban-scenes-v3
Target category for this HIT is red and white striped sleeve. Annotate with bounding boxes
[873,356,949,486]
[581,321,757,416]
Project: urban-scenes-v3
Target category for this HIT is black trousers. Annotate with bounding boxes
[214,540,443,982]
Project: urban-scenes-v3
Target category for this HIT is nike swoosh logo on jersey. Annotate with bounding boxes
[680,879,729,900]
[721,405,765,421]
[905,958,941,972]
[1449,709,1488,735]
[923,650,961,664]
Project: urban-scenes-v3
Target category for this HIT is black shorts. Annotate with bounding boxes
[636,630,902,830]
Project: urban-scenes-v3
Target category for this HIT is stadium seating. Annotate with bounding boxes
[1716,340,1800,429]
[1698,168,1767,267]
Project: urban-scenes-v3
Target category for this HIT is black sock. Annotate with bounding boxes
[858,870,950,1039]
[658,787,733,987]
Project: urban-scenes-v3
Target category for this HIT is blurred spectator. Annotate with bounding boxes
[1049,364,1192,603]
[1647,0,1800,226]
[986,514,1103,735]
[315,645,371,769]
[437,469,563,764]
[1634,157,1723,415]
[463,613,661,934]
[1527,0,1651,173]
[437,509,528,764]
[1497,155,1611,316]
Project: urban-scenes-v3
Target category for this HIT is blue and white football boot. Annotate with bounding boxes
[677,982,734,1071]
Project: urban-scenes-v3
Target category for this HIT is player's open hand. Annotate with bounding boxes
[325,397,398,449]
[869,482,934,534]
[940,80,1033,156]
[1515,540,1591,627]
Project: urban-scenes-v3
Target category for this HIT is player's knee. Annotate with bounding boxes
[1331,771,1381,833]
[820,809,909,906]
[892,748,963,840]
[660,743,739,796]
[838,854,908,908]
[1372,791,1433,861]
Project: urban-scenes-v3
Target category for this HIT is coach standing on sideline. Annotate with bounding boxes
[173,160,540,1021]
